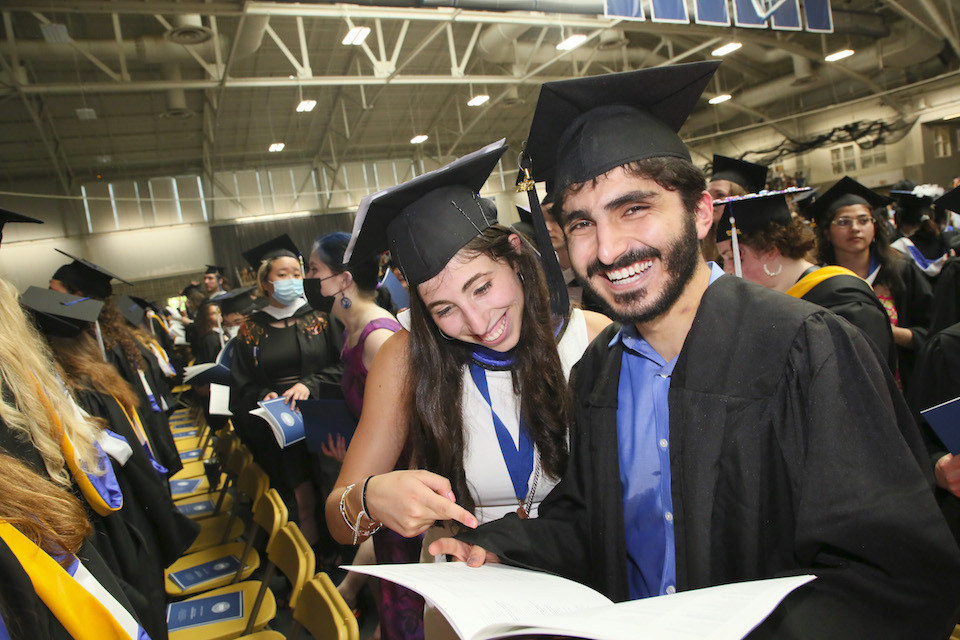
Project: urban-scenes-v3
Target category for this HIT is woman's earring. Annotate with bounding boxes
[518,271,524,283]
[340,295,352,309]
[762,262,782,277]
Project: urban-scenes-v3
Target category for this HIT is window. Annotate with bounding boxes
[860,145,887,170]
[830,144,857,174]
[934,127,952,158]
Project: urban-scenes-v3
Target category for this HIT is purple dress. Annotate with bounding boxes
[342,317,425,640]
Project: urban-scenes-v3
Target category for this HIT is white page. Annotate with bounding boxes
[484,574,815,640]
[208,383,232,416]
[344,563,612,640]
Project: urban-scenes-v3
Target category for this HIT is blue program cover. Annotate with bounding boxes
[177,499,216,516]
[174,429,200,439]
[183,339,236,386]
[250,397,304,448]
[180,448,203,461]
[166,591,244,631]
[169,555,243,590]
[922,396,960,455]
[298,397,358,454]
[170,477,203,496]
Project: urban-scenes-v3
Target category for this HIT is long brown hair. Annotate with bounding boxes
[406,225,571,517]
[97,301,145,372]
[0,450,91,563]
[48,332,141,413]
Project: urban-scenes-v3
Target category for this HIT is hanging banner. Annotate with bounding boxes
[605,0,832,32]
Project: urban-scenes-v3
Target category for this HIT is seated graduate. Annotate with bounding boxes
[715,191,897,372]
[430,61,960,640]
[0,451,151,640]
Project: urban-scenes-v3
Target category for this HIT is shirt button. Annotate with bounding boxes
[659,438,668,449]
[666,585,676,594]
[664,511,673,522]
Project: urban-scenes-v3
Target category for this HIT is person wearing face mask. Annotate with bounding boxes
[231,234,344,550]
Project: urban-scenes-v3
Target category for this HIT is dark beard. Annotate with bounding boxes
[578,212,701,326]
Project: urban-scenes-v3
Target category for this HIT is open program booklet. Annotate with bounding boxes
[344,563,814,640]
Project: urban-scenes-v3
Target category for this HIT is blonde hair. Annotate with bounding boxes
[0,279,102,488]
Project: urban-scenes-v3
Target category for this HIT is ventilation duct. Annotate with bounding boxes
[164,14,213,45]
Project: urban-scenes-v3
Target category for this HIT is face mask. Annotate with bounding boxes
[225,325,240,339]
[303,277,335,314]
[270,278,304,305]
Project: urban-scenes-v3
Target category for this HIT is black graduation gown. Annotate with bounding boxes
[458,275,960,639]
[230,303,343,490]
[194,330,225,365]
[907,322,960,546]
[795,269,898,373]
[0,539,144,640]
[929,257,960,335]
[885,259,933,394]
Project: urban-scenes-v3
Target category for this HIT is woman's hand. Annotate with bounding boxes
[936,454,960,497]
[281,382,310,411]
[263,391,279,401]
[365,470,479,537]
[427,538,500,567]
[321,434,348,462]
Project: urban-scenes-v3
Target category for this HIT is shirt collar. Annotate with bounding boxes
[609,261,725,351]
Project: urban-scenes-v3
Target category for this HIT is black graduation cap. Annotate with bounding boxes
[0,208,42,245]
[215,286,258,316]
[115,294,146,327]
[715,192,793,244]
[803,177,891,229]
[20,286,103,338]
[344,139,507,287]
[180,283,202,297]
[524,61,720,193]
[936,186,960,213]
[511,205,536,241]
[51,249,132,300]
[205,264,224,275]
[242,234,301,270]
[711,155,768,193]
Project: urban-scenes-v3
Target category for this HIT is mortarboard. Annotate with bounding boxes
[344,139,507,287]
[20,286,104,338]
[710,155,768,193]
[803,177,891,229]
[242,234,301,270]
[204,264,224,275]
[715,192,793,244]
[523,61,720,193]
[180,283,202,297]
[936,186,960,213]
[115,294,146,327]
[0,208,42,245]
[215,286,258,316]
[511,205,536,242]
[51,249,131,300]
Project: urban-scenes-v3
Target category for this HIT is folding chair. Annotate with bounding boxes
[181,457,267,554]
[167,522,316,640]
[165,488,288,598]
[174,446,249,520]
[169,433,238,499]
[236,572,359,640]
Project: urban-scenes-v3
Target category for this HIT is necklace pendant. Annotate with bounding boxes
[517,504,529,519]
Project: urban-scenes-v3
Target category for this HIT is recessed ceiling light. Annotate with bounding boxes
[296,99,317,113]
[343,26,371,46]
[410,134,428,144]
[556,34,588,51]
[269,142,285,152]
[709,94,732,105]
[711,42,742,57]
[467,94,490,107]
[824,49,855,62]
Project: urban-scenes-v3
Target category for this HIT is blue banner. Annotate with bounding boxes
[804,0,834,32]
[733,0,767,27]
[695,0,730,25]
[771,0,802,29]
[605,0,645,20]
[650,0,689,23]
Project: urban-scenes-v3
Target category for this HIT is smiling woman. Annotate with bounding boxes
[323,141,609,639]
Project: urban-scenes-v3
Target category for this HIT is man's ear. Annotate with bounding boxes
[694,191,714,240]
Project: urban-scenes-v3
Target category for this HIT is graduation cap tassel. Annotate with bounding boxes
[93,320,108,362]
[517,152,569,326]
[216,314,226,350]
[729,218,743,279]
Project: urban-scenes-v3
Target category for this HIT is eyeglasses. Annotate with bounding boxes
[832,215,874,228]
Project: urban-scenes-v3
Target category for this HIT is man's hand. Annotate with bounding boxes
[936,453,960,497]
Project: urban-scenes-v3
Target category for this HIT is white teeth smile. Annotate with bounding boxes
[605,260,653,283]
[481,315,506,343]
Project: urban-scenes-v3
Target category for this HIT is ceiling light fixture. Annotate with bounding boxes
[556,34,588,51]
[711,42,742,57]
[467,94,490,107]
[75,107,97,121]
[709,94,732,105]
[824,49,855,62]
[296,99,317,113]
[410,134,429,144]
[268,143,285,152]
[342,26,371,46]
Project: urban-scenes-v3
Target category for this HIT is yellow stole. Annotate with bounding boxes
[0,522,139,639]
[785,265,865,300]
